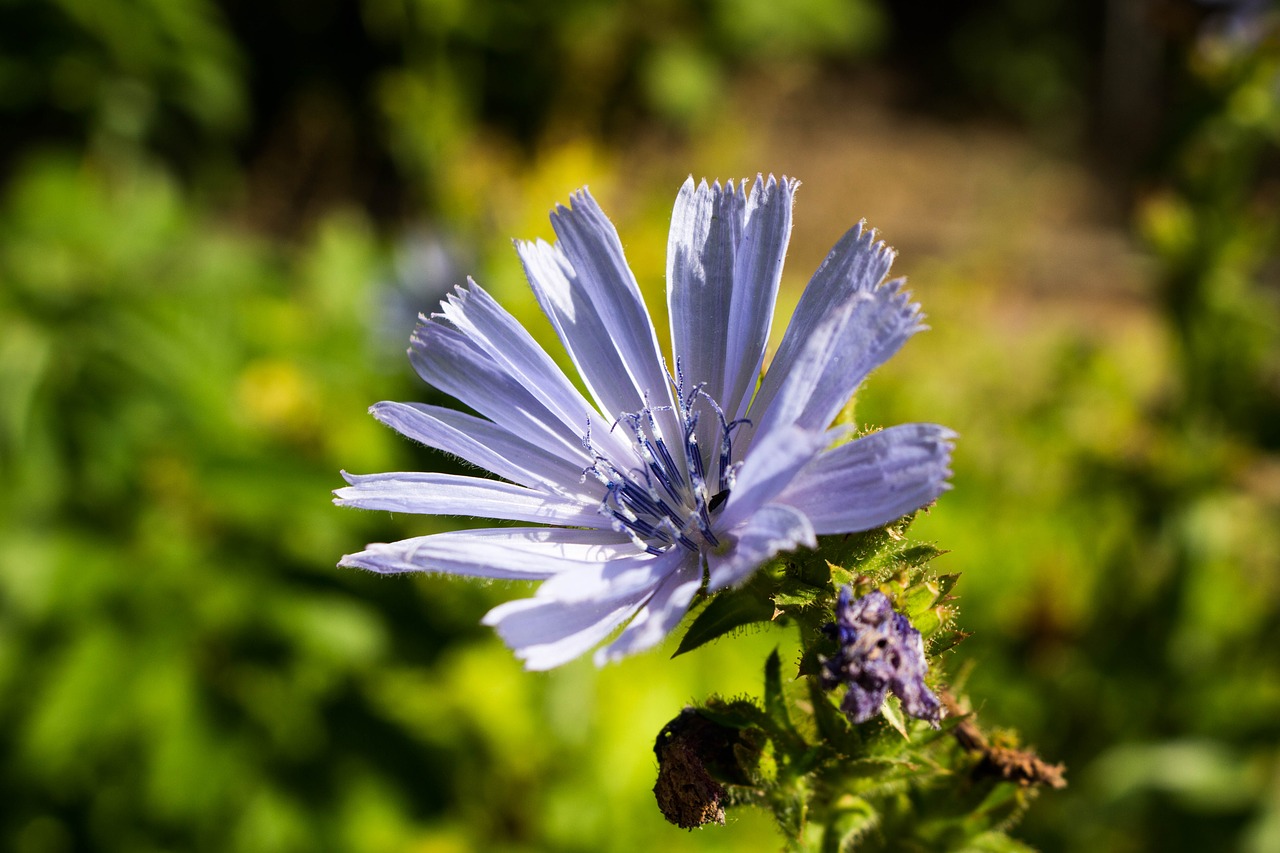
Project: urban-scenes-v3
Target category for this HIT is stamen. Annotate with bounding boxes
[585,378,742,555]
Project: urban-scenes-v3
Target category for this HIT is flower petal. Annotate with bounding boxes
[749,280,923,449]
[551,190,675,405]
[535,545,688,605]
[756,222,895,399]
[724,174,796,422]
[334,470,607,527]
[483,593,649,671]
[434,281,630,461]
[667,177,745,410]
[339,526,637,578]
[706,503,816,592]
[516,239,623,416]
[777,423,955,534]
[594,557,703,665]
[748,223,907,438]
[409,318,591,462]
[370,401,594,493]
[716,425,832,531]
[518,190,675,422]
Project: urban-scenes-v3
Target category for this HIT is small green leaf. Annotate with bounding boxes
[899,581,940,617]
[773,587,825,609]
[912,607,943,636]
[879,697,909,739]
[894,543,944,568]
[828,562,857,589]
[673,587,775,657]
[929,627,970,655]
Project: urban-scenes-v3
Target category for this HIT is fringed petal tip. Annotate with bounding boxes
[848,219,897,265]
[680,173,799,196]
[555,186,601,218]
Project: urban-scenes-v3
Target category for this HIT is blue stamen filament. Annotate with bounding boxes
[583,371,745,556]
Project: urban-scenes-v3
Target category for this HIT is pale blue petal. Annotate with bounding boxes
[748,224,901,437]
[549,190,675,410]
[777,424,955,534]
[724,174,795,422]
[748,281,922,450]
[409,318,591,462]
[535,545,687,604]
[706,503,816,591]
[667,177,745,410]
[517,191,677,426]
[794,279,921,433]
[746,292,856,449]
[594,557,703,665]
[716,425,832,531]
[435,281,630,461]
[515,239,625,417]
[483,593,649,671]
[370,401,594,493]
[753,223,894,407]
[334,471,608,527]
[339,527,636,578]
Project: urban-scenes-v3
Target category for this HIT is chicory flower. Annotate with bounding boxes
[337,176,954,669]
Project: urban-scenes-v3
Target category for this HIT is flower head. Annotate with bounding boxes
[337,175,955,669]
[820,588,942,727]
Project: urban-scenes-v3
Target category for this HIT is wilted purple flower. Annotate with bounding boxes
[821,588,942,727]
[337,176,955,669]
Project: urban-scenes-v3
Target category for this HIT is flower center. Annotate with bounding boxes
[584,375,747,556]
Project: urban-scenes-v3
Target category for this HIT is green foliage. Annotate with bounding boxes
[0,153,425,851]
[674,574,779,658]
[1139,28,1280,449]
[0,0,246,183]
[676,514,961,663]
[659,519,1053,851]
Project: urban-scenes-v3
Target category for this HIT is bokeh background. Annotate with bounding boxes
[2,0,1278,850]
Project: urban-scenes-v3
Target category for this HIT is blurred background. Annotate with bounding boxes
[1,0,1278,850]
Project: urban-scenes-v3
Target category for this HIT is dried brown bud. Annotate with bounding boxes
[653,708,731,829]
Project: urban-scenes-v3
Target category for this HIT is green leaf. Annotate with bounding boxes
[673,587,775,657]
[929,627,971,655]
[879,697,909,739]
[899,580,940,617]
[912,607,943,636]
[773,587,826,609]
[893,543,945,569]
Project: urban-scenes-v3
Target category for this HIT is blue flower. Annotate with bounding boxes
[337,176,955,669]
[820,588,942,727]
